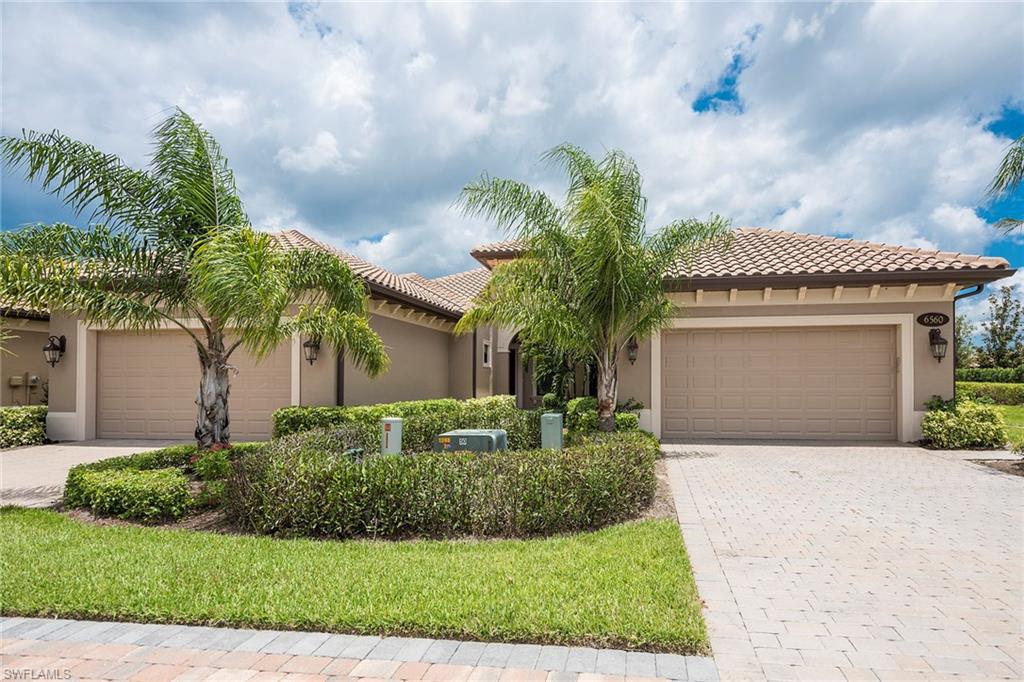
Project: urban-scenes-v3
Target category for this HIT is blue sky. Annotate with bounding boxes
[2,1,1021,291]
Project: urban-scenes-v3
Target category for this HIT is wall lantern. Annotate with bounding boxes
[43,335,67,367]
[928,328,948,363]
[626,337,639,365]
[302,338,320,365]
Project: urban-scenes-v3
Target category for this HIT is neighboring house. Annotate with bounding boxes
[40,227,1013,444]
[0,305,51,407]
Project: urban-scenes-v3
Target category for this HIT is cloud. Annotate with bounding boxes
[276,131,346,173]
[1,1,1021,278]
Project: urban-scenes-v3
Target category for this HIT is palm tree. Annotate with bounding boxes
[455,144,730,431]
[0,109,388,448]
[988,134,1023,233]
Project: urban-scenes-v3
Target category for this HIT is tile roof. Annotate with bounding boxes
[471,228,1011,281]
[271,230,481,316]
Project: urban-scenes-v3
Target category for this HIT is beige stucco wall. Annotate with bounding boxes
[344,314,450,405]
[300,341,336,406]
[616,298,955,413]
[448,332,474,399]
[0,322,50,406]
[45,314,79,412]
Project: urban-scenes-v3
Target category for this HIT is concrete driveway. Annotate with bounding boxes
[665,442,1023,682]
[0,440,181,507]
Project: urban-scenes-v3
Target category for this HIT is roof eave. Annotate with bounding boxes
[662,267,1017,292]
[365,282,463,320]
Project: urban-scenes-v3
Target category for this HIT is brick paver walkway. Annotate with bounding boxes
[665,442,1023,682]
[0,617,718,681]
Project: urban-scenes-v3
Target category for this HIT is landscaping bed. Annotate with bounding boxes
[0,508,707,653]
[0,405,47,449]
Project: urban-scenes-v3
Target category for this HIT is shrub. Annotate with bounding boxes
[0,406,47,449]
[225,429,659,539]
[192,450,231,481]
[955,366,1024,383]
[565,397,598,432]
[615,412,640,431]
[272,395,541,451]
[65,468,191,522]
[956,382,1024,405]
[921,401,1008,449]
[541,392,565,413]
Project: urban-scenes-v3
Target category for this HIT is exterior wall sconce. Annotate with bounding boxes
[302,338,320,365]
[929,328,948,362]
[43,335,67,367]
[626,337,639,365]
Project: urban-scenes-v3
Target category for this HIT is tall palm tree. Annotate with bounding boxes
[456,144,730,431]
[0,109,388,448]
[988,133,1024,233]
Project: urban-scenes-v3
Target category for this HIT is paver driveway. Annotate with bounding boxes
[664,442,1023,682]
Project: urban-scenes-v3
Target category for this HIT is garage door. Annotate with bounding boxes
[662,326,896,440]
[97,331,291,440]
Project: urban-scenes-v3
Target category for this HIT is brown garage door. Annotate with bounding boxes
[662,326,896,440]
[97,331,291,441]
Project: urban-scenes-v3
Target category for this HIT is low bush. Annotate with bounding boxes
[192,450,231,481]
[541,392,565,413]
[921,401,1008,449]
[0,406,47,449]
[225,429,659,539]
[64,468,192,522]
[64,442,263,519]
[955,366,1024,383]
[615,412,640,431]
[956,381,1024,405]
[272,395,541,451]
[566,396,642,433]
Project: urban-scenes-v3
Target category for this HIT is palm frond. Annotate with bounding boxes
[285,306,389,377]
[0,130,164,234]
[988,134,1024,197]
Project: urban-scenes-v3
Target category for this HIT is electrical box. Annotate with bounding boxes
[8,376,24,388]
[541,413,563,450]
[381,418,403,455]
[27,375,40,387]
[433,429,508,453]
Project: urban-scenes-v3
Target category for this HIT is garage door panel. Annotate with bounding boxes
[662,326,896,440]
[98,331,290,441]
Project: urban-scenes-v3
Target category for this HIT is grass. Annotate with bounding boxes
[0,508,708,654]
[995,404,1024,448]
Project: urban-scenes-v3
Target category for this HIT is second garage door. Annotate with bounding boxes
[662,326,896,440]
[97,331,291,441]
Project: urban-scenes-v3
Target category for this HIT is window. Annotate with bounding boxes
[482,340,492,367]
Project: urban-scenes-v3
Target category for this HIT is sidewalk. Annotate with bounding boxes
[0,617,718,681]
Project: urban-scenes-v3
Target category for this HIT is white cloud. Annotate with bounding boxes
[1,1,1021,277]
[275,131,346,173]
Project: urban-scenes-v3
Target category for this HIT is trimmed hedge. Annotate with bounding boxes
[64,468,192,522]
[0,406,47,449]
[921,401,1008,449]
[272,395,541,451]
[64,442,263,522]
[955,366,1023,383]
[957,382,1024,405]
[225,429,659,539]
[566,397,642,433]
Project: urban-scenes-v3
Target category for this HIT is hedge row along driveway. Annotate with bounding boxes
[0,509,708,654]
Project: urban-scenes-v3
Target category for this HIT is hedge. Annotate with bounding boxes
[955,367,1024,383]
[565,397,642,433]
[272,395,541,451]
[64,442,263,522]
[956,382,1024,405]
[225,429,659,539]
[921,401,1008,449]
[63,468,192,522]
[0,406,47,449]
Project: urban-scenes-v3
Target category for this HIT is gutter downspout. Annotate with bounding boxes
[952,283,986,404]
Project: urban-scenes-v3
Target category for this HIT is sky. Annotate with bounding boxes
[1,1,1021,327]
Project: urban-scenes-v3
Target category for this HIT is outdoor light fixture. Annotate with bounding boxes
[626,337,639,365]
[302,338,321,365]
[928,328,948,363]
[43,335,66,367]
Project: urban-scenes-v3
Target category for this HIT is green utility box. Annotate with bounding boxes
[432,429,508,453]
[541,412,563,450]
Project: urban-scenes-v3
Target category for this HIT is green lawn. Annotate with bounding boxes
[0,509,707,654]
[996,404,1024,448]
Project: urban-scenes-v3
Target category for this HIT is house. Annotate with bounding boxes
[0,305,51,407]
[28,227,1014,444]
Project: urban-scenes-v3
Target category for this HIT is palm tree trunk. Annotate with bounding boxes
[195,331,231,449]
[596,351,618,432]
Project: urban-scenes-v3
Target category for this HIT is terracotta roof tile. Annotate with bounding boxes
[471,228,1010,279]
